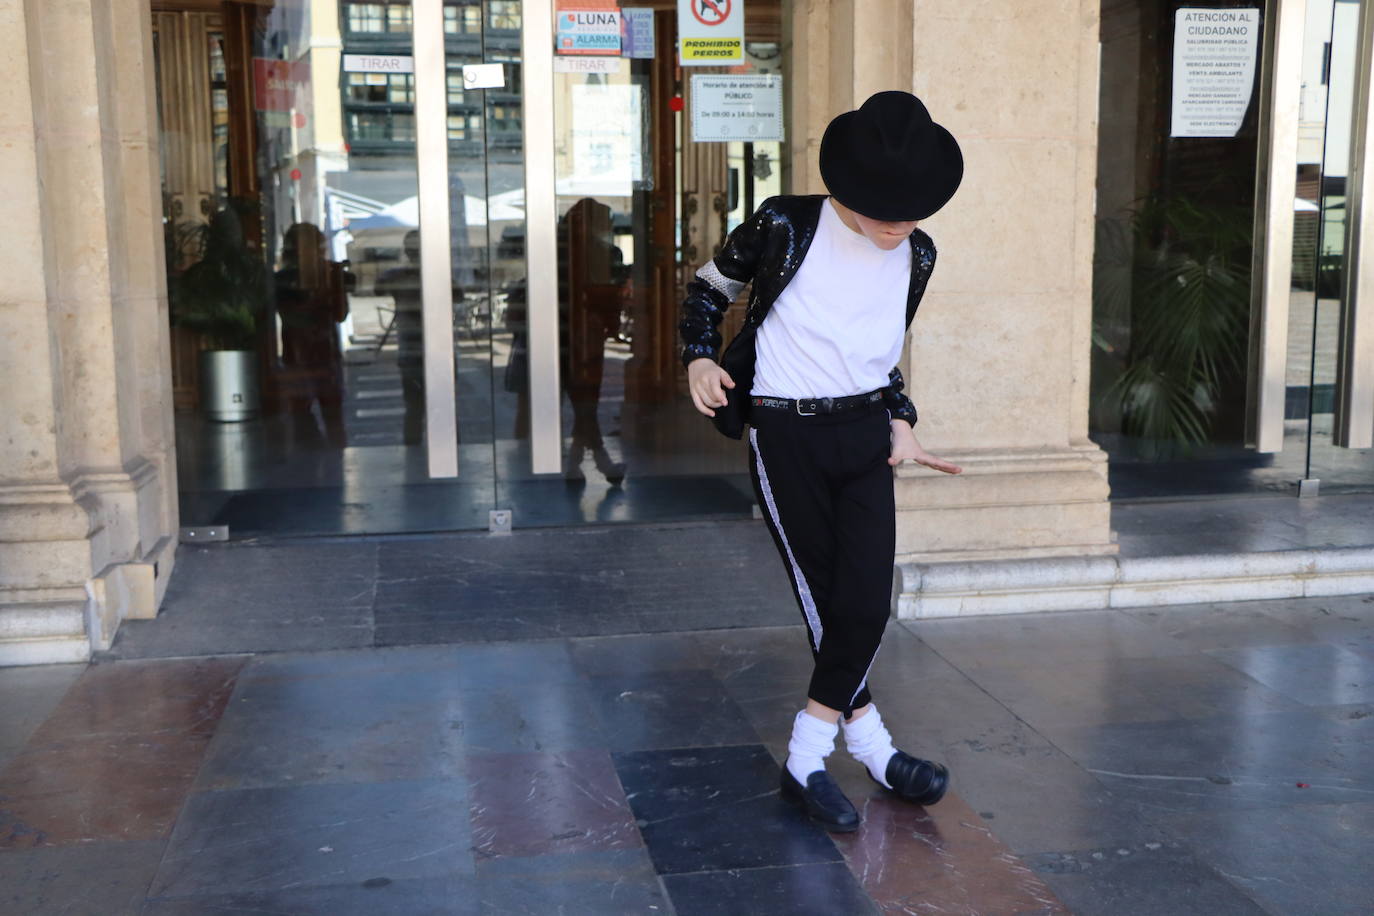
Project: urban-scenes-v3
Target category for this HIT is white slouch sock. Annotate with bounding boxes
[785,710,838,785]
[841,705,898,789]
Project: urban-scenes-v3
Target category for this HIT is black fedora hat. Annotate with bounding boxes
[819,91,963,222]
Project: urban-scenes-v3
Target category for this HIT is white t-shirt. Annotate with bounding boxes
[751,198,911,399]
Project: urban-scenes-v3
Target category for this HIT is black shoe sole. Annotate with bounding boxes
[780,773,861,833]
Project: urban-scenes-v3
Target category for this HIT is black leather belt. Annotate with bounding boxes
[750,390,884,416]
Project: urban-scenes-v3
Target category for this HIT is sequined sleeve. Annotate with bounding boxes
[678,198,775,367]
[883,238,936,426]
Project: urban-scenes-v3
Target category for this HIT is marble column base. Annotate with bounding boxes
[894,546,1374,619]
[894,443,1116,564]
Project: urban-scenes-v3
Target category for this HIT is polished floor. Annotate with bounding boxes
[4,520,1374,914]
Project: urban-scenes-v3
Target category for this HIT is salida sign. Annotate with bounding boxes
[253,58,308,112]
[556,3,622,55]
[678,0,744,65]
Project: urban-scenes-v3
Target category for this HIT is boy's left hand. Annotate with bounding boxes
[889,420,962,474]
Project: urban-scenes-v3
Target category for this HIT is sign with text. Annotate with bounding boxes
[556,2,622,55]
[678,0,743,66]
[554,56,624,74]
[1170,7,1260,137]
[691,74,782,141]
[621,8,656,59]
[342,54,413,74]
[570,84,644,196]
[253,58,308,112]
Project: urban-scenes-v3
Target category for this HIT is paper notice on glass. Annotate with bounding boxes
[678,0,744,66]
[691,74,783,142]
[621,8,655,59]
[1170,8,1260,138]
[568,84,644,197]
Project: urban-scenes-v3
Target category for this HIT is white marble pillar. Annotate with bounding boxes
[0,0,177,665]
[786,0,1115,563]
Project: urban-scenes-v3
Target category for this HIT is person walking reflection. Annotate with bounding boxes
[560,198,628,485]
[275,222,353,436]
[375,230,425,445]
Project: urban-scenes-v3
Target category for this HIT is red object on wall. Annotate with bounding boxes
[290,168,302,181]
[669,95,684,112]
[253,58,309,112]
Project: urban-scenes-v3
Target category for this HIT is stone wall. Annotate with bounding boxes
[0,0,177,665]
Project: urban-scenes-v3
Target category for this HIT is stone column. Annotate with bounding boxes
[0,0,178,665]
[786,0,1115,564]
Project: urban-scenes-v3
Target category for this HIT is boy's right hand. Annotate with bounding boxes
[687,358,736,418]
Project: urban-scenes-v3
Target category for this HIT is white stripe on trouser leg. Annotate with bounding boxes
[850,642,882,707]
[750,428,824,653]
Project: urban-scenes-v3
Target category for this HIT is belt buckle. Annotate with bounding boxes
[795,398,817,416]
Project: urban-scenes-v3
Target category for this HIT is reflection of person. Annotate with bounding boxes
[375,230,424,444]
[680,92,965,832]
[560,198,628,484]
[275,222,353,422]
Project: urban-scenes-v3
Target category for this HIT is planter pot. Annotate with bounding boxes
[199,349,260,422]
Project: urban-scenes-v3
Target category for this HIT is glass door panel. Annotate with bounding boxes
[1297,0,1374,491]
[164,0,502,536]
[503,8,782,526]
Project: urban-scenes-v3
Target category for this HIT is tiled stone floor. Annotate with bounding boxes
[3,522,1374,914]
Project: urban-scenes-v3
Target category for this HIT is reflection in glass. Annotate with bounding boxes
[1091,1,1270,497]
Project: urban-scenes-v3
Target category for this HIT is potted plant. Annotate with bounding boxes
[1092,195,1252,455]
[169,203,269,421]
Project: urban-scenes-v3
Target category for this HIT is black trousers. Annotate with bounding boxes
[748,403,896,715]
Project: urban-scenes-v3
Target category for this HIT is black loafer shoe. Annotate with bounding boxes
[780,768,860,832]
[872,750,950,806]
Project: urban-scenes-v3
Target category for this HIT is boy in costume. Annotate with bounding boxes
[680,91,964,831]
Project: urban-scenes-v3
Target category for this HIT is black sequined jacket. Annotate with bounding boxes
[679,194,936,439]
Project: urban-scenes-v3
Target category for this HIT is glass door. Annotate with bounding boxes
[495,2,786,526]
[1289,0,1374,492]
[162,0,507,536]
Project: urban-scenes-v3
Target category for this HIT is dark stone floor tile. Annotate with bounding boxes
[373,613,642,645]
[445,641,585,687]
[1152,802,1374,916]
[0,839,166,916]
[965,654,1302,731]
[1042,708,1374,812]
[613,745,841,874]
[583,669,759,750]
[104,543,378,660]
[693,626,816,699]
[107,616,374,660]
[1120,601,1319,652]
[0,657,247,847]
[909,609,1193,673]
[1028,840,1270,916]
[148,779,472,898]
[1253,594,1374,661]
[450,681,608,754]
[918,718,1173,855]
[142,874,478,916]
[568,631,715,678]
[826,768,1068,916]
[34,656,244,738]
[0,663,83,770]
[467,750,641,858]
[474,850,668,915]
[193,652,472,790]
[663,863,879,916]
[1205,643,1374,706]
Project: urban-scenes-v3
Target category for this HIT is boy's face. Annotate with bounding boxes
[851,211,921,250]
[829,198,919,250]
